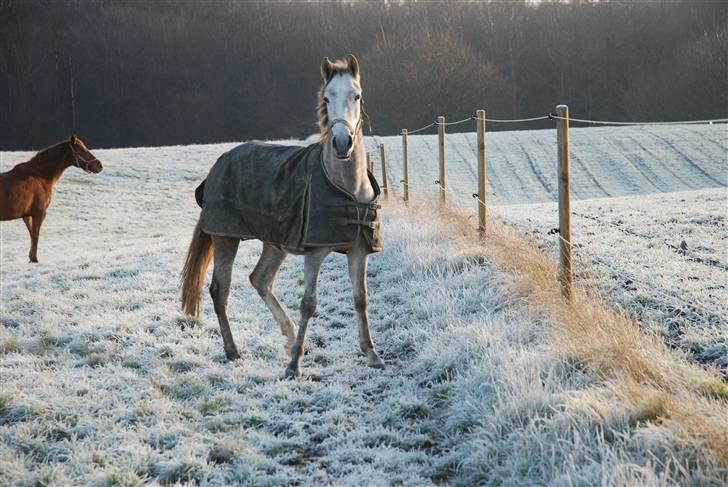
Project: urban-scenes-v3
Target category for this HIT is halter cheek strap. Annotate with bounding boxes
[70,144,100,171]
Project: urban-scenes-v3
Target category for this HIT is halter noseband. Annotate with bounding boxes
[329,116,362,136]
[329,118,357,134]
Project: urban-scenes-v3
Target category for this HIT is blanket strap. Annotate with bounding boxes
[329,202,381,210]
[352,201,381,210]
[347,219,379,229]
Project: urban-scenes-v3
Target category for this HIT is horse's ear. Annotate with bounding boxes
[346,54,360,79]
[69,135,77,144]
[321,57,334,81]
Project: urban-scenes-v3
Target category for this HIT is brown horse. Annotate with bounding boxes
[0,135,102,263]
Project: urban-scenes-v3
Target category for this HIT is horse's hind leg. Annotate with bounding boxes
[249,243,297,355]
[348,245,385,369]
[285,248,329,378]
[210,236,241,360]
[22,216,32,234]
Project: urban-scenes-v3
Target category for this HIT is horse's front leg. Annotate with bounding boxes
[28,211,45,263]
[284,248,329,378]
[347,245,385,369]
[210,236,241,360]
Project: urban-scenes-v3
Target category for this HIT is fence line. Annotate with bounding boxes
[371,105,726,317]
[475,115,550,123]
[404,113,727,133]
[407,122,436,134]
[548,114,728,126]
[435,117,472,126]
[425,174,725,327]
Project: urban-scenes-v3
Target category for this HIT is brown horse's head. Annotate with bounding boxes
[69,135,103,173]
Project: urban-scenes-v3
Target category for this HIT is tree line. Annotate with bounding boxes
[1,0,726,150]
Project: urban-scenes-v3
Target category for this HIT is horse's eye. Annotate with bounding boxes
[354,94,361,101]
[324,97,330,104]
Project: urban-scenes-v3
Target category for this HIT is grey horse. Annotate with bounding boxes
[181,55,385,378]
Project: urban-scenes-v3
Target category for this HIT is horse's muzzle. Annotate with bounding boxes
[87,161,103,173]
[333,134,353,159]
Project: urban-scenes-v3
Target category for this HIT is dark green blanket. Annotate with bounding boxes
[196,141,382,253]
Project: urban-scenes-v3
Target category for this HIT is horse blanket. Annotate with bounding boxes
[196,141,382,254]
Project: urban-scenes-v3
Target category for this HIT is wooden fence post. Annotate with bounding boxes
[476,109,487,239]
[556,104,572,299]
[366,151,373,173]
[401,129,409,204]
[437,116,446,205]
[379,144,389,200]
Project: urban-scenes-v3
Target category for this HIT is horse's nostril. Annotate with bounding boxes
[334,136,351,155]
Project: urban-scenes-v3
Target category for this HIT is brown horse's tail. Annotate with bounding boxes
[181,219,214,317]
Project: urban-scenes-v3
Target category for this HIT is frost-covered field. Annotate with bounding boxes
[368,124,727,377]
[0,133,726,485]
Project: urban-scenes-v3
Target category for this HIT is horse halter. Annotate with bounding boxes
[70,143,99,172]
[329,117,362,136]
[328,95,364,136]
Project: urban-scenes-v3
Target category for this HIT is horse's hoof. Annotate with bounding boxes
[29,258,38,264]
[367,351,385,369]
[225,349,241,361]
[283,366,302,379]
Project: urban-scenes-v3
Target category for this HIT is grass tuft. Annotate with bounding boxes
[0,403,39,425]
[208,445,237,464]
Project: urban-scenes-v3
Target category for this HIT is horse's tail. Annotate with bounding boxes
[181,219,214,317]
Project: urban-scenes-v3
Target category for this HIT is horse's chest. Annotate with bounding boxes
[0,176,50,219]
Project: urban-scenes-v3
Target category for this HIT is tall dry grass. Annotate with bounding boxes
[408,201,728,467]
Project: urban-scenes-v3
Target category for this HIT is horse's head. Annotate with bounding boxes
[69,135,103,173]
[318,54,362,159]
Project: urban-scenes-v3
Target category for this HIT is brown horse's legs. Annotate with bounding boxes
[249,243,297,355]
[210,236,241,360]
[23,216,32,233]
[28,212,45,263]
[284,248,329,378]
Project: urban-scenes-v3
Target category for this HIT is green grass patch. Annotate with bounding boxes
[122,357,144,369]
[0,337,20,354]
[100,469,144,487]
[0,403,39,425]
[198,397,231,416]
[398,399,431,420]
[86,352,111,368]
[145,431,179,452]
[168,360,196,373]
[161,377,205,401]
[138,460,204,485]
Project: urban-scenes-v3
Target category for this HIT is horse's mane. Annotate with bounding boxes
[12,139,70,173]
[317,57,361,138]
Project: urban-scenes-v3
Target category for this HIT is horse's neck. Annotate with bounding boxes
[322,133,374,202]
[29,145,72,182]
